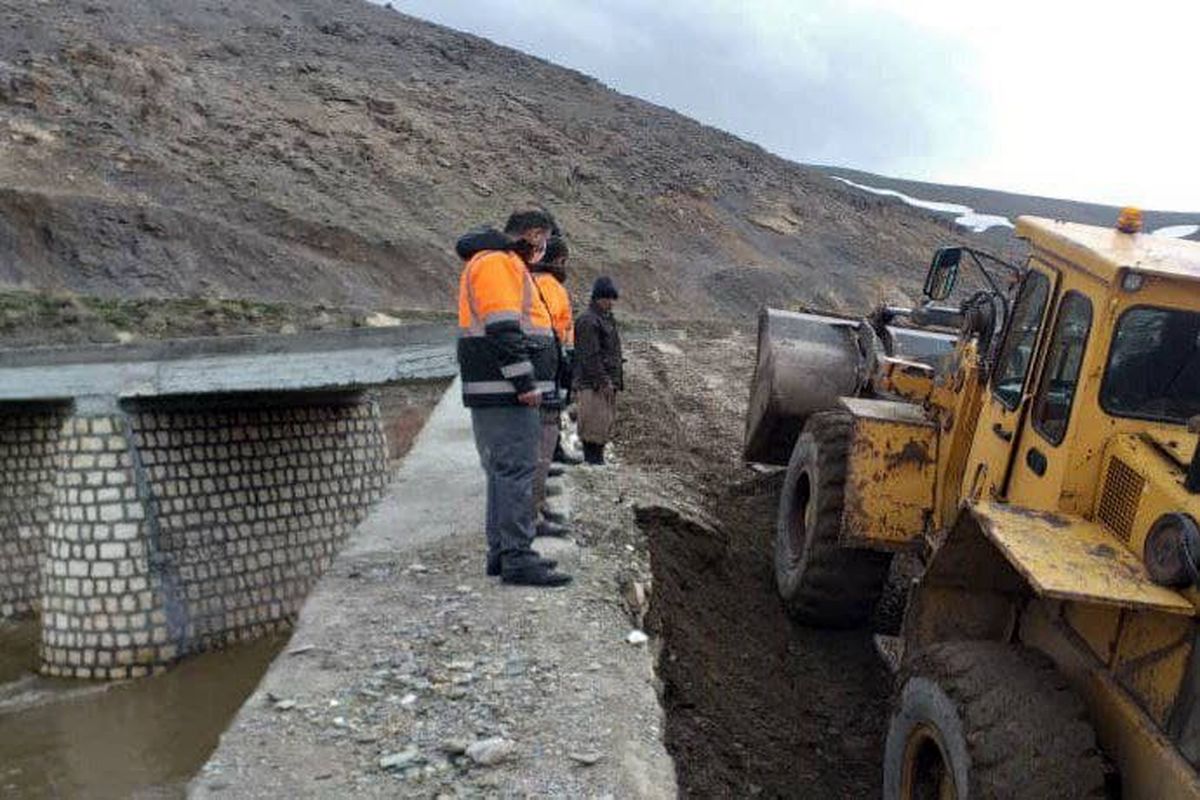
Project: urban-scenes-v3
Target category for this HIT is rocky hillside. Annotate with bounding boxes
[2,0,1017,323]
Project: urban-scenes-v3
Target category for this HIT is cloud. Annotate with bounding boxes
[376,0,1197,210]
[385,0,989,177]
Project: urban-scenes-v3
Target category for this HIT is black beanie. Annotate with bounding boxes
[592,276,619,300]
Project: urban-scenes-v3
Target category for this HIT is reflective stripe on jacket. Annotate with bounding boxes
[457,250,558,407]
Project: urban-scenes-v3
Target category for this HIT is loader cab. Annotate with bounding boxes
[959,214,1200,531]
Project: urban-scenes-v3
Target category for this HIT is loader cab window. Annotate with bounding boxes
[1032,292,1093,445]
[992,271,1052,409]
[1101,306,1200,423]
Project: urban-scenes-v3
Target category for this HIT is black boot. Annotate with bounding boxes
[502,563,573,587]
[541,505,568,524]
[487,553,557,576]
[583,442,605,465]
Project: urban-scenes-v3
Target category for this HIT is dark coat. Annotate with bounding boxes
[573,302,623,391]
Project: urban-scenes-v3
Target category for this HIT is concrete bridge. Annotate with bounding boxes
[0,325,455,679]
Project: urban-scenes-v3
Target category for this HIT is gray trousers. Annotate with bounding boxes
[532,408,560,514]
[470,405,540,569]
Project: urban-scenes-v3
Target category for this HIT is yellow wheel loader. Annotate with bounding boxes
[745,210,1200,797]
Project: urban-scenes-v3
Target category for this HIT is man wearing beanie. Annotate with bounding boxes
[573,276,623,465]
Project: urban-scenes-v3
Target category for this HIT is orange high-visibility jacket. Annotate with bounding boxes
[457,250,558,407]
[532,271,575,347]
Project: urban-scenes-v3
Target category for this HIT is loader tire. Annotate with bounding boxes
[883,641,1107,800]
[774,410,893,627]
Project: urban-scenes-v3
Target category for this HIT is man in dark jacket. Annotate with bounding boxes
[456,210,572,586]
[573,276,623,465]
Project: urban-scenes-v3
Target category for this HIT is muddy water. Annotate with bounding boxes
[0,619,38,685]
[0,619,285,799]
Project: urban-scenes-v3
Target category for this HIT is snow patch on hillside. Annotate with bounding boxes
[1152,224,1200,239]
[833,176,1199,240]
[831,176,1015,233]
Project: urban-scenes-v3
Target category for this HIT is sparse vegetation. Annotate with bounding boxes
[0,289,453,347]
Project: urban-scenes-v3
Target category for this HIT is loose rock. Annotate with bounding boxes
[466,737,516,766]
[379,746,424,771]
[440,738,470,756]
[568,751,603,766]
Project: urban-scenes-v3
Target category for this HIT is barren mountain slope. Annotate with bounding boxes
[0,0,1002,319]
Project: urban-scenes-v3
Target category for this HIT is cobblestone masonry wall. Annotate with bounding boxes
[42,410,156,679]
[0,405,66,618]
[39,396,388,679]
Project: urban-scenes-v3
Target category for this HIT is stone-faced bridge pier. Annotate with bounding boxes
[0,325,455,679]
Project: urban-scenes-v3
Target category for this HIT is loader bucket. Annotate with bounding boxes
[743,308,863,465]
[743,307,958,465]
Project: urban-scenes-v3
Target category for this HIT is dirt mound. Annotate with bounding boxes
[0,0,1000,321]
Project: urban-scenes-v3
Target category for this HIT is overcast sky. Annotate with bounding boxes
[379,0,1197,212]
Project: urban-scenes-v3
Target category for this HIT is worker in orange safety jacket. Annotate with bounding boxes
[528,235,576,536]
[456,210,572,587]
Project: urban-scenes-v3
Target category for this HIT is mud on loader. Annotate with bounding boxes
[745,211,1200,798]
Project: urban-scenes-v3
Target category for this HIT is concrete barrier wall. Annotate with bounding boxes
[31,393,390,679]
[0,404,67,617]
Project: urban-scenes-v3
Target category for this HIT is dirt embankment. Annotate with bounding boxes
[618,334,891,797]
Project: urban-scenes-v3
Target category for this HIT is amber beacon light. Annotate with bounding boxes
[1116,206,1144,233]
